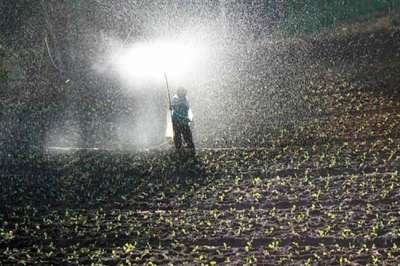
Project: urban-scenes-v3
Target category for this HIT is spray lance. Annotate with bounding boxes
[164,72,172,111]
[164,72,174,139]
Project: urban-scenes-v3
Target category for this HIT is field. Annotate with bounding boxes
[2,27,400,265]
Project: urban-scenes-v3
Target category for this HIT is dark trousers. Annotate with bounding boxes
[172,120,194,150]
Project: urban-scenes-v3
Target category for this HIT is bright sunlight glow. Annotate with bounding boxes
[113,38,207,82]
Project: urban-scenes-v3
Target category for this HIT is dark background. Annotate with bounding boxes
[1,0,399,165]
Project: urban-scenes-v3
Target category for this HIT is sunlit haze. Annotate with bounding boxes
[112,37,209,84]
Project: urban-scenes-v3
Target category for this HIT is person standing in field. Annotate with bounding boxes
[171,87,195,151]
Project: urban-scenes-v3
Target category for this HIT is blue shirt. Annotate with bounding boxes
[171,95,190,124]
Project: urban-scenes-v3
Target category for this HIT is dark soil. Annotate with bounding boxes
[1,27,400,265]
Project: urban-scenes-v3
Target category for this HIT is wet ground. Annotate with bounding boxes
[1,27,400,264]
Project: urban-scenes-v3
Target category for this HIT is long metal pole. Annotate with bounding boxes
[164,72,172,110]
[164,72,175,139]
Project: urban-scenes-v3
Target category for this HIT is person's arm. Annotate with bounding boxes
[186,97,190,109]
[171,95,178,111]
[184,97,192,122]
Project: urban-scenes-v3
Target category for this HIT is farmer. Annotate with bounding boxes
[171,87,195,151]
